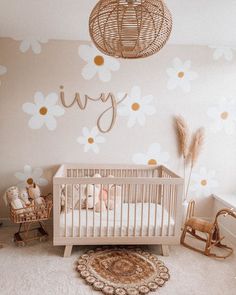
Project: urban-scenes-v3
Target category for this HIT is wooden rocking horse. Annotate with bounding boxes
[181,200,236,258]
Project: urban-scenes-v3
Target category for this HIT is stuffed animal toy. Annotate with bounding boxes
[28,183,45,208]
[3,186,25,214]
[84,174,122,212]
[106,185,122,210]
[19,189,31,207]
[61,184,87,212]
[83,174,106,212]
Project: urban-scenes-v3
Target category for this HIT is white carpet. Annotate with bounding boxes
[0,224,236,295]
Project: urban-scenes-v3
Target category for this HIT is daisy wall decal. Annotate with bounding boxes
[78,44,120,82]
[22,92,65,131]
[132,143,170,166]
[207,97,236,135]
[166,57,198,93]
[16,37,48,54]
[209,46,235,61]
[0,65,7,86]
[15,165,48,188]
[77,126,106,154]
[117,86,156,128]
[190,167,218,197]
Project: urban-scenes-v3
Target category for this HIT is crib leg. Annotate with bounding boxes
[64,245,73,257]
[161,245,170,256]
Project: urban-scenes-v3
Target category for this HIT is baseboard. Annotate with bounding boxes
[219,221,236,245]
[0,218,12,227]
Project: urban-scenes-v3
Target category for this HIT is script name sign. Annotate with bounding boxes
[60,86,127,133]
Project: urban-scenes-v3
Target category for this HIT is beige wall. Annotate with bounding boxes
[1,37,236,218]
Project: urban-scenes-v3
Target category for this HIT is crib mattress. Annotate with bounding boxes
[59,203,175,237]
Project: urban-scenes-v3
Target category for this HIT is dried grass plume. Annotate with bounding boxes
[174,115,189,159]
[188,127,205,167]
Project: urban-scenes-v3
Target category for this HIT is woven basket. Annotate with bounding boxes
[89,0,172,59]
[10,196,52,224]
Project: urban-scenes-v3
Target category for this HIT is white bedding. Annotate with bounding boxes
[60,203,175,237]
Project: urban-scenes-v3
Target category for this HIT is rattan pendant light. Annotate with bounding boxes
[89,0,172,59]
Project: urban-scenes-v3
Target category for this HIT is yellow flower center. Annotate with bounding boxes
[39,106,48,115]
[131,103,140,111]
[201,179,207,186]
[94,55,104,66]
[178,71,185,78]
[27,178,34,185]
[220,111,228,120]
[88,137,94,144]
[148,159,157,165]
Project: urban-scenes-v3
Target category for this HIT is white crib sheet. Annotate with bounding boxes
[59,203,175,237]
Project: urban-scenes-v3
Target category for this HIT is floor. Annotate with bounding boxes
[0,225,236,295]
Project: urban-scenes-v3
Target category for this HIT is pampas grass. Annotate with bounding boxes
[174,116,205,201]
[174,115,189,159]
[187,128,205,167]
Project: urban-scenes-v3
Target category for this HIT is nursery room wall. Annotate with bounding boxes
[1,37,236,219]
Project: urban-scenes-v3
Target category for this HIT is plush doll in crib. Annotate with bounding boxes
[84,174,122,212]
[60,174,122,212]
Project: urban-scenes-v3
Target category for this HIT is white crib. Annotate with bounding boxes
[53,164,184,257]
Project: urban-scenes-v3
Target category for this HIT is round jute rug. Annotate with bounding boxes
[77,247,170,295]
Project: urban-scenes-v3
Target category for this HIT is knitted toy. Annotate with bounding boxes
[28,183,45,208]
[84,174,122,212]
[3,186,25,214]
[83,174,107,212]
[106,185,122,210]
[19,188,31,207]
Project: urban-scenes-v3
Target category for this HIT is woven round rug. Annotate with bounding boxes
[77,247,170,295]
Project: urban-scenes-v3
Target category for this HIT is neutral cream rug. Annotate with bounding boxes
[77,247,169,294]
[0,225,236,295]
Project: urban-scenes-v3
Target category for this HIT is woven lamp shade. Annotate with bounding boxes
[89,0,172,59]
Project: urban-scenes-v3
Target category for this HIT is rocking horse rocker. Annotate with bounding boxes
[181,200,236,258]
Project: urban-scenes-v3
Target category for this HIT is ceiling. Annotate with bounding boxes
[0,0,236,47]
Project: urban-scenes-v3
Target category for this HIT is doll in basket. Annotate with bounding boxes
[4,183,50,219]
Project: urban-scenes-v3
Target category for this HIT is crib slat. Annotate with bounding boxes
[79,184,81,237]
[65,184,67,237]
[100,184,103,236]
[127,184,130,236]
[86,185,88,237]
[160,185,165,236]
[140,184,144,237]
[113,185,117,237]
[173,185,177,233]
[134,184,137,236]
[120,184,124,236]
[72,185,74,237]
[148,185,151,237]
[93,185,95,237]
[154,184,158,236]
[167,185,172,236]
[107,186,110,236]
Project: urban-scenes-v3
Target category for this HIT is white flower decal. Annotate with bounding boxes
[16,37,48,54]
[78,44,120,82]
[207,97,236,135]
[22,92,65,131]
[77,127,106,154]
[117,86,156,128]
[132,143,170,166]
[0,65,7,86]
[209,46,234,61]
[15,165,48,188]
[190,167,218,197]
[166,58,198,92]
